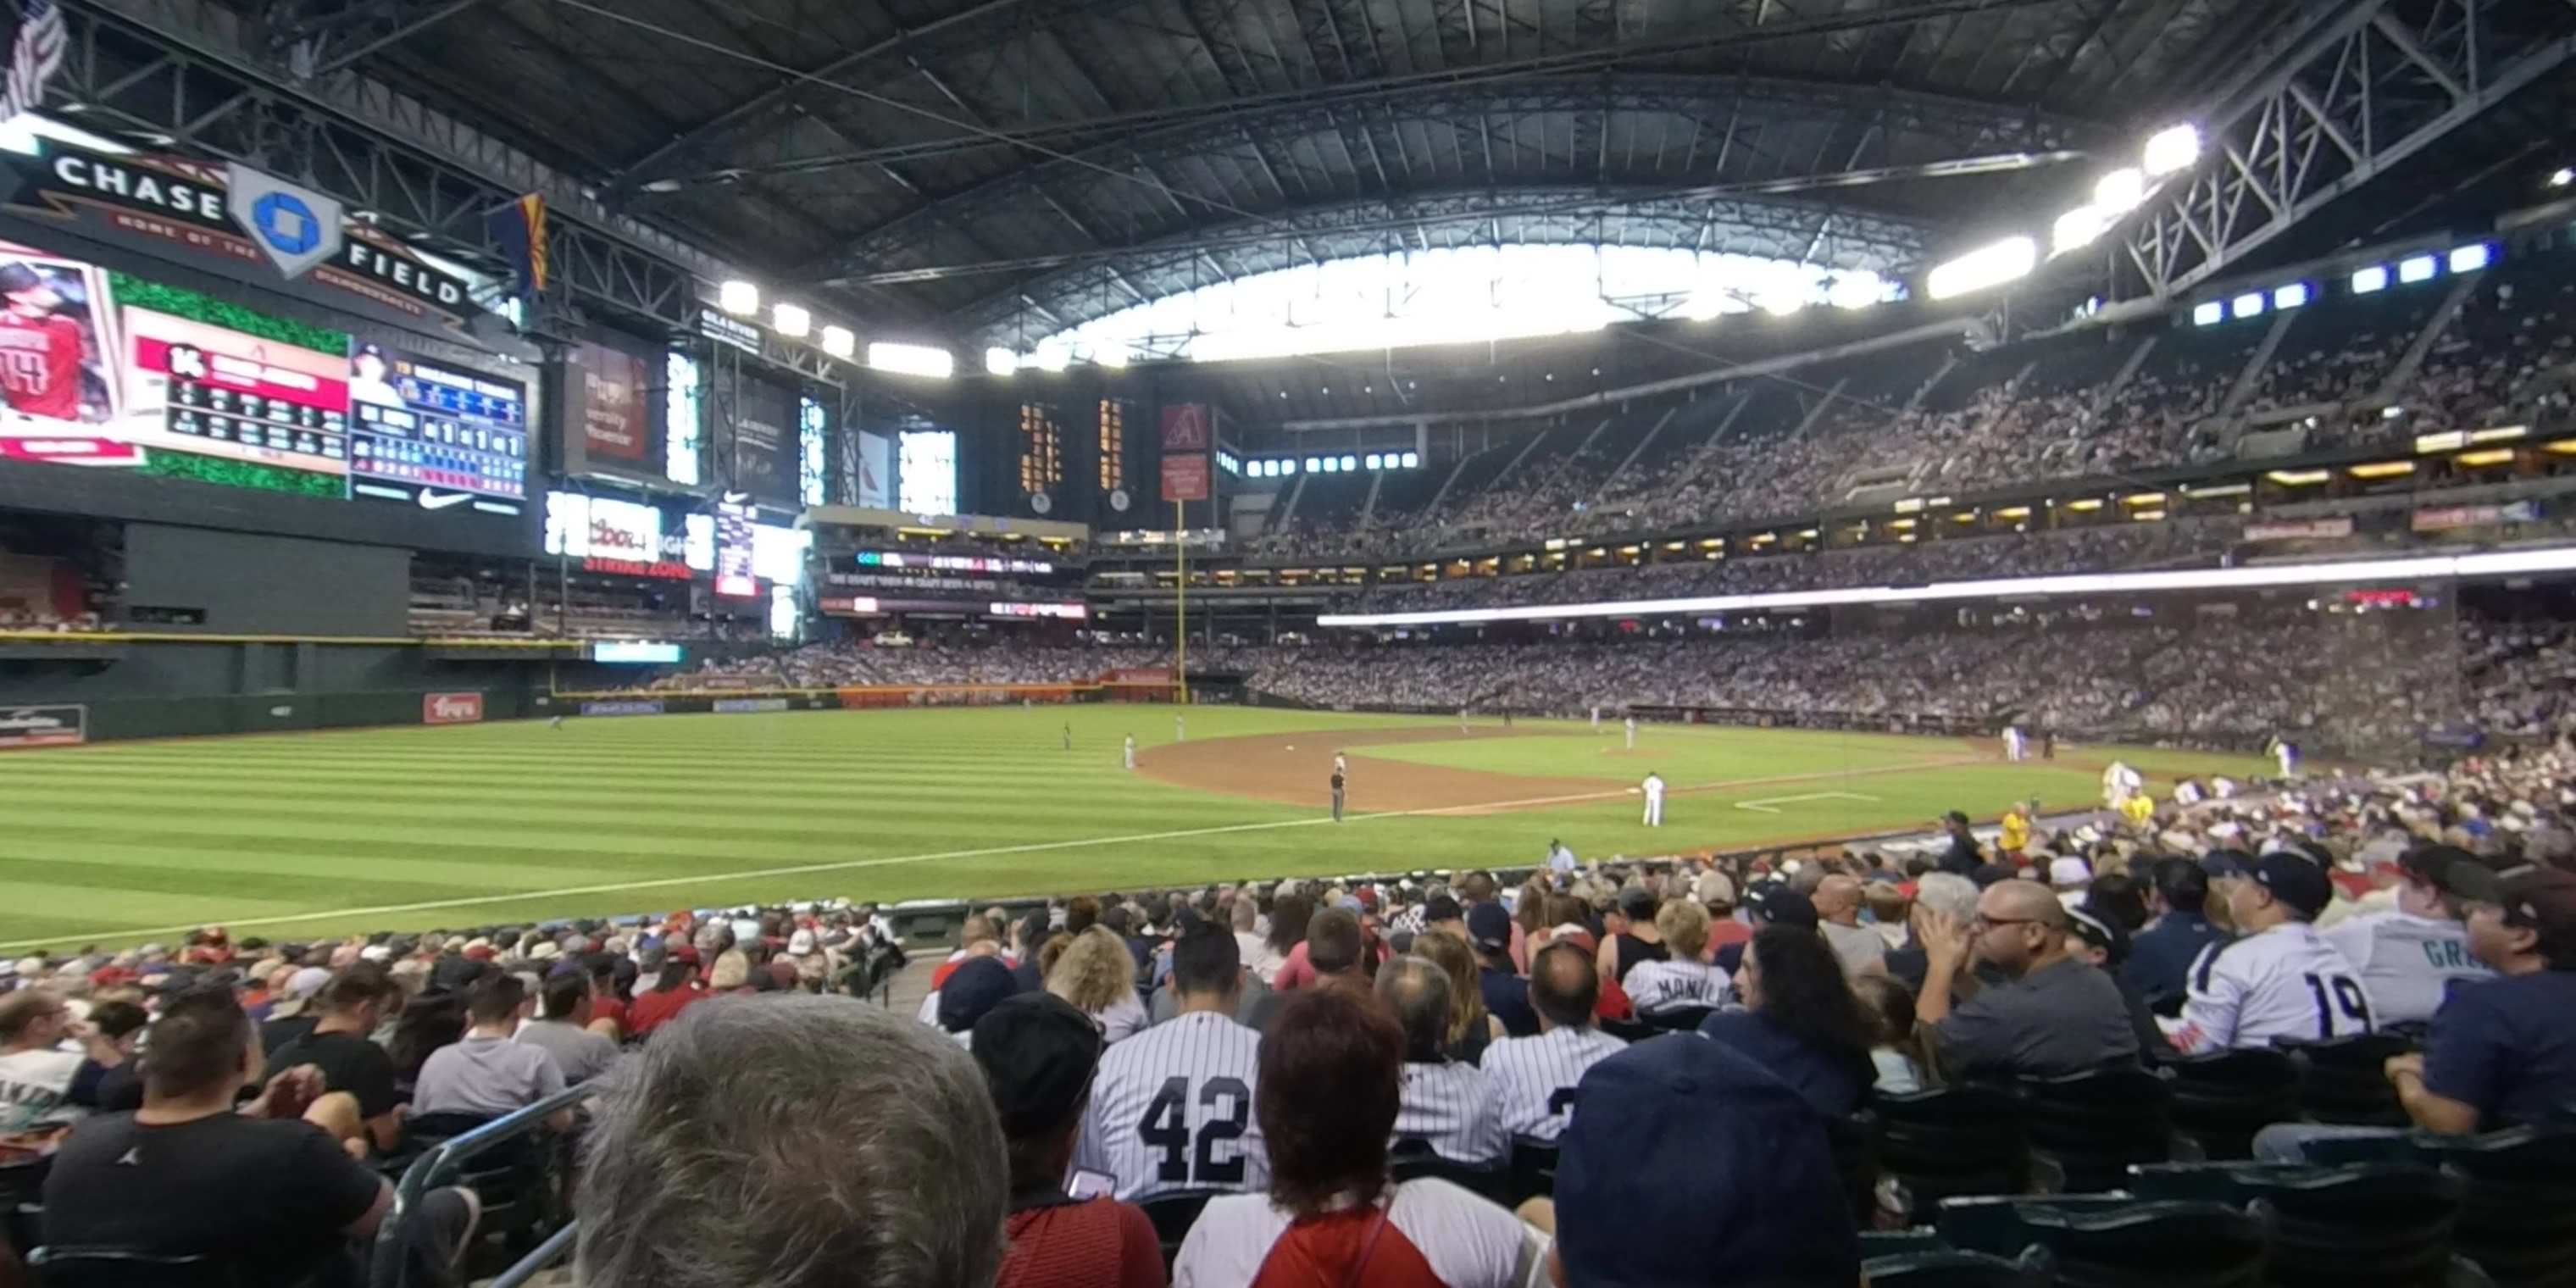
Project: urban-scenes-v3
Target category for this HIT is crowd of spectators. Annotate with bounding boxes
[1232,608,2576,757]
[6,743,2574,1284]
[645,637,1174,691]
[1243,251,2574,564]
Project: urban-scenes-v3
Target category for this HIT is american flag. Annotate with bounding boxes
[0,0,66,125]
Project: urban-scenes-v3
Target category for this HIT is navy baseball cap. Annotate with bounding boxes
[1464,902,1513,952]
[1554,1035,1859,1287]
[1746,885,1818,930]
[971,992,1104,1137]
[2250,852,2333,919]
[2200,848,2257,880]
[936,956,1021,1033]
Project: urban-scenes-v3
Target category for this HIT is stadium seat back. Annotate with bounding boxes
[27,1246,245,1288]
[1139,1188,1228,1269]
[1873,1087,2030,1221]
[1646,1005,1716,1031]
[1826,1109,1881,1226]
[1507,1136,1558,1204]
[2426,1127,2576,1288]
[0,1153,50,1258]
[1946,1198,2268,1288]
[2282,1034,2415,1126]
[2162,1049,2301,1160]
[2018,1068,2174,1192]
[1389,1140,1507,1202]
[1860,1247,2055,1288]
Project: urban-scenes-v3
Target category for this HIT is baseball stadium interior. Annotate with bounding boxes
[4,0,2576,1285]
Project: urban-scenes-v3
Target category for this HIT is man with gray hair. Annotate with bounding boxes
[1888,872,1983,995]
[1378,955,1505,1165]
[576,995,1008,1288]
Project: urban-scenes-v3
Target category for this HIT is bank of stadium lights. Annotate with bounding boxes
[2551,167,2573,188]
[819,326,855,361]
[867,341,955,380]
[771,303,810,339]
[1249,452,1417,478]
[718,280,759,315]
[1926,236,2037,300]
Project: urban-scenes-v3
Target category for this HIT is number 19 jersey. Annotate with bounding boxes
[2168,922,2373,1055]
[1078,1009,1269,1202]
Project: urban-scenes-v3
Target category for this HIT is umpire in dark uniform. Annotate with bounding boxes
[1330,767,1346,822]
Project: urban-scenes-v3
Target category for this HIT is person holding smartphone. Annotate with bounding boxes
[973,992,1167,1288]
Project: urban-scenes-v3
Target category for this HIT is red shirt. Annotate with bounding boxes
[999,1198,1163,1288]
[591,996,628,1032]
[625,985,706,1037]
[0,312,84,420]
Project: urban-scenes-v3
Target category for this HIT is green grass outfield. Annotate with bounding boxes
[0,707,2268,952]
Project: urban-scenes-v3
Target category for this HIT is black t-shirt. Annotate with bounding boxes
[268,1030,401,1120]
[1611,934,1669,985]
[42,1111,383,1287]
[260,1014,319,1057]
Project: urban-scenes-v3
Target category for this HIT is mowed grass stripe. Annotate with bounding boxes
[4,780,1248,829]
[0,855,527,909]
[0,841,648,889]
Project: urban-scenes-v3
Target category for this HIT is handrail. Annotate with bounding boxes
[368,1084,588,1288]
[487,1221,579,1288]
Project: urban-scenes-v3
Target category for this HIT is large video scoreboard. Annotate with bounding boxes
[0,237,530,533]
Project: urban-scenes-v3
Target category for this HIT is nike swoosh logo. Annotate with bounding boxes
[417,490,473,510]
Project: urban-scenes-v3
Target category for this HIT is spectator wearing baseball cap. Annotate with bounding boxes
[2169,852,2373,1056]
[2320,845,2498,1029]
[1715,884,1814,976]
[625,945,708,1039]
[2258,867,2576,1161]
[973,993,1163,1288]
[1468,902,1540,1037]
[936,956,1026,1048]
[1535,1030,1858,1288]
[2399,867,2576,1130]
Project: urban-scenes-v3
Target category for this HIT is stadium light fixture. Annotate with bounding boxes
[1306,457,1322,473]
[2552,167,2573,188]
[771,303,811,338]
[1030,343,1071,374]
[819,325,855,359]
[1365,453,1383,469]
[867,341,955,379]
[2231,291,2266,320]
[2191,301,2224,326]
[2397,253,2439,284]
[1314,546,2576,629]
[2092,168,2146,214]
[1925,237,2036,300]
[2272,282,2311,309]
[1341,454,1357,471]
[2143,125,2201,177]
[2051,205,2112,257]
[1402,452,1420,468]
[985,347,1019,376]
[2351,265,2390,293]
[718,280,759,316]
[2448,243,2493,273]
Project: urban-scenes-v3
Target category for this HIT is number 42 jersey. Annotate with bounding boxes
[1078,1010,1269,1202]
[2168,922,2373,1055]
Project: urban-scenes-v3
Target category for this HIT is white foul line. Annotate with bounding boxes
[1735,791,1883,814]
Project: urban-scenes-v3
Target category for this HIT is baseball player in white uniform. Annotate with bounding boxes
[1174,713,1185,742]
[1624,714,1638,749]
[2168,852,2372,1054]
[1078,927,1269,1202]
[1379,958,1506,1163]
[2270,736,2301,780]
[2101,760,2142,810]
[1590,704,1602,731]
[1484,943,1626,1141]
[1640,771,1666,827]
[1123,735,1137,770]
[1459,706,1471,734]
[2002,724,2026,763]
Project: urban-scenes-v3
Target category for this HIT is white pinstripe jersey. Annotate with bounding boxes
[1393,1059,1507,1163]
[1621,958,1735,1015]
[2168,921,2373,1054]
[1075,1010,1269,1202]
[1481,1025,1628,1141]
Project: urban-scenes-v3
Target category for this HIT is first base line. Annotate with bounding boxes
[1734,791,1883,813]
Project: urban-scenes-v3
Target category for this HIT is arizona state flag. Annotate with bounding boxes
[484,192,548,294]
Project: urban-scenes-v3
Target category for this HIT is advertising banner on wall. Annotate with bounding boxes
[0,703,86,747]
[856,430,892,508]
[560,336,656,478]
[422,691,484,724]
[2244,518,2356,541]
[3,138,491,336]
[579,699,665,716]
[722,369,798,506]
